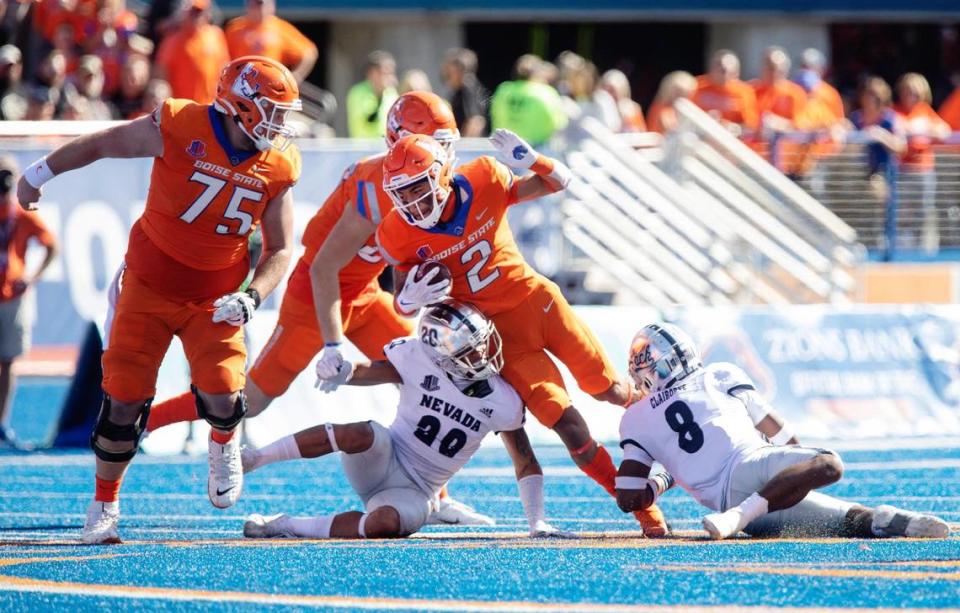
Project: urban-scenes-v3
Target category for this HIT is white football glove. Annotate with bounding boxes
[396,264,451,315]
[315,344,345,380]
[212,291,257,326]
[529,520,578,539]
[315,359,354,393]
[490,128,538,170]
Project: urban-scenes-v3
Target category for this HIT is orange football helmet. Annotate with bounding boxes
[215,56,302,152]
[382,134,454,229]
[385,91,460,153]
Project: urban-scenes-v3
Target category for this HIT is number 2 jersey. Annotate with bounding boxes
[125,98,301,303]
[376,156,542,316]
[619,363,769,511]
[383,337,525,496]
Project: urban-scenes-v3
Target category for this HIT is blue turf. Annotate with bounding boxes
[1,381,960,610]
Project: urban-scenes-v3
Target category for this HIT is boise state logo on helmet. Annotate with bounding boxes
[234,64,261,99]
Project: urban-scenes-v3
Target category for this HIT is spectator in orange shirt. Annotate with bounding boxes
[752,47,806,132]
[894,72,950,253]
[797,48,844,121]
[646,70,696,134]
[693,49,759,136]
[154,0,229,104]
[0,156,58,446]
[224,0,317,82]
[938,72,960,131]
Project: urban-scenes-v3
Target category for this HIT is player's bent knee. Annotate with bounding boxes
[193,386,246,430]
[814,452,844,484]
[552,408,591,450]
[335,422,377,454]
[363,506,403,539]
[90,394,152,463]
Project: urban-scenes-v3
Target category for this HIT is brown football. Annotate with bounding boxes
[413,261,453,286]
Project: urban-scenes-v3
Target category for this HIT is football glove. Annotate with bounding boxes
[396,264,451,315]
[315,343,345,380]
[315,359,354,393]
[490,129,538,170]
[212,289,259,326]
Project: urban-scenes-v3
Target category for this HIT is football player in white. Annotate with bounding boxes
[242,299,571,539]
[616,322,950,540]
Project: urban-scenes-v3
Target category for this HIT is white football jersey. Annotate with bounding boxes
[619,362,769,511]
[384,337,525,496]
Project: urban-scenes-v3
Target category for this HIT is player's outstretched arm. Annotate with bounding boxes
[316,358,402,392]
[730,388,799,445]
[488,128,573,203]
[17,114,164,209]
[310,204,376,349]
[501,428,576,538]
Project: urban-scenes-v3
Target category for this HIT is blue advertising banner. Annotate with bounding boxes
[673,306,960,439]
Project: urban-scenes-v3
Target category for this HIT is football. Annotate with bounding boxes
[413,260,452,287]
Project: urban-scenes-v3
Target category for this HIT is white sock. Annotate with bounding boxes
[517,474,545,531]
[249,435,302,472]
[287,514,334,538]
[734,493,770,531]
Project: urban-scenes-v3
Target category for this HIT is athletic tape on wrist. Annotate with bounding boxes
[24,158,55,189]
[325,423,339,452]
[614,476,651,491]
[770,426,794,446]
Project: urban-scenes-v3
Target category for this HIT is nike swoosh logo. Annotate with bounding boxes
[216,486,236,497]
[543,299,554,313]
[474,208,488,221]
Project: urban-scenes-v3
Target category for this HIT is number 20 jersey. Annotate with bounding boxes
[619,363,768,511]
[384,337,524,496]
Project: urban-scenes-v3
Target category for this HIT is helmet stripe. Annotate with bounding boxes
[647,323,688,371]
[431,301,478,334]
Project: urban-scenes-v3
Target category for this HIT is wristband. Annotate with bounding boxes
[244,288,261,309]
[24,158,55,189]
[614,476,651,491]
[530,155,572,188]
[770,425,795,446]
[517,474,545,530]
[324,342,342,348]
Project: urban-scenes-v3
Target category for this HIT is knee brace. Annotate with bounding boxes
[193,385,247,430]
[89,394,152,463]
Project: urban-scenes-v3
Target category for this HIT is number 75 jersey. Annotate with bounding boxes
[376,156,541,316]
[619,363,769,511]
[384,337,524,496]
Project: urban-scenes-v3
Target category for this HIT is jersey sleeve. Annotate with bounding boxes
[477,156,519,207]
[713,363,769,425]
[619,410,655,466]
[382,337,417,383]
[492,384,525,432]
[156,98,192,151]
[374,214,415,271]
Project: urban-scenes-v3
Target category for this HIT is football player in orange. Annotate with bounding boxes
[353,131,669,536]
[146,91,491,524]
[17,56,302,544]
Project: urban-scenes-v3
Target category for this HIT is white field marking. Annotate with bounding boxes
[0,578,907,613]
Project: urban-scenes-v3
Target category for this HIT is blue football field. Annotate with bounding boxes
[1,378,959,611]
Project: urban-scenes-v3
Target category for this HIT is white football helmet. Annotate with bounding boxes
[419,299,503,380]
[628,323,703,397]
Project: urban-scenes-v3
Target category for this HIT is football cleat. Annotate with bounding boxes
[426,496,495,526]
[208,433,243,509]
[636,503,670,538]
[243,513,297,538]
[702,509,742,540]
[81,500,121,545]
[872,505,950,538]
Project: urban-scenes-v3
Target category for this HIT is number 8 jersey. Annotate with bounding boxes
[384,337,525,496]
[619,363,769,511]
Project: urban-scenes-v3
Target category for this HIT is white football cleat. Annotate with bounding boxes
[426,496,495,526]
[244,513,297,538]
[82,500,121,544]
[208,432,243,509]
[702,509,742,540]
[873,505,950,538]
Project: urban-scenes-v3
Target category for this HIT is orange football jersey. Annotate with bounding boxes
[376,156,541,316]
[125,98,300,302]
[286,153,394,306]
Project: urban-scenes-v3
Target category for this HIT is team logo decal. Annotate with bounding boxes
[416,245,433,260]
[186,139,207,159]
[479,407,493,418]
[421,375,440,392]
[234,63,261,99]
